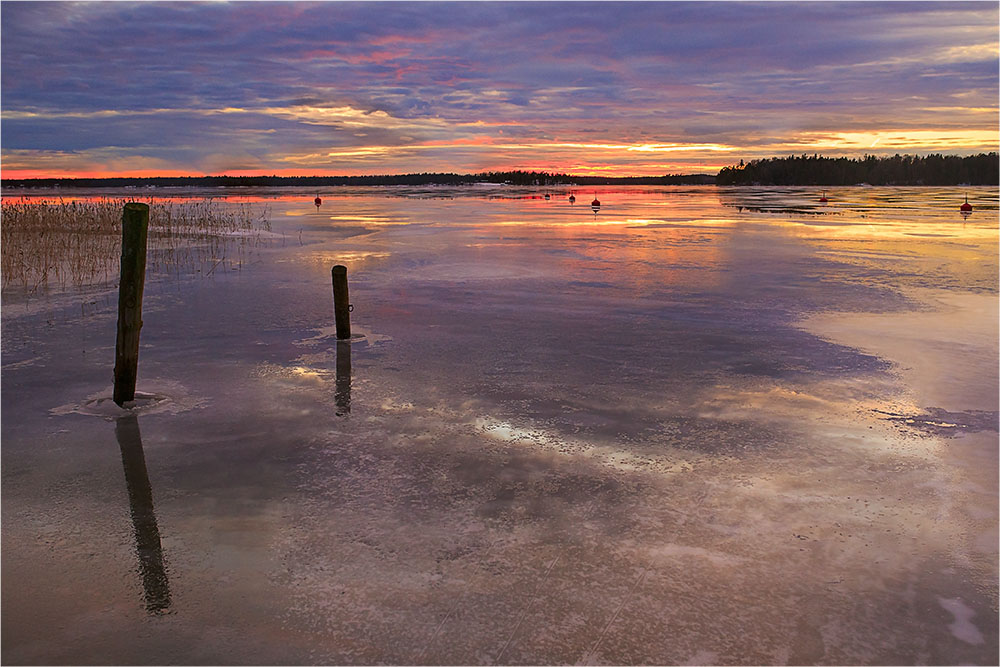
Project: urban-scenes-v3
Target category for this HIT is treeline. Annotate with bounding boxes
[717,153,999,186]
[6,156,995,189]
[474,170,715,185]
[2,173,471,189]
[1,170,714,189]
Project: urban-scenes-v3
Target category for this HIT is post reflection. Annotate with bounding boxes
[115,414,171,614]
[335,339,352,415]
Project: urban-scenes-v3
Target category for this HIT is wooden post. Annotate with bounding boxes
[332,264,351,339]
[114,203,149,406]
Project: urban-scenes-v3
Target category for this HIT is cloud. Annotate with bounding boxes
[2,1,997,177]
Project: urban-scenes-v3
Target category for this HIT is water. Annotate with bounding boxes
[2,186,997,664]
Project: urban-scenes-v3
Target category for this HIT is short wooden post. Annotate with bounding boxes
[114,203,149,406]
[332,265,351,339]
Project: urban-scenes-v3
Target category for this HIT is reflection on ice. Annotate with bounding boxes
[335,339,351,416]
[3,185,997,664]
[115,414,171,614]
[474,416,696,475]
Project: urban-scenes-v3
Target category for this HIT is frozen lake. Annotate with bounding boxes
[2,185,998,664]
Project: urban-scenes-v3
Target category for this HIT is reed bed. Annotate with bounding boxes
[1,197,271,292]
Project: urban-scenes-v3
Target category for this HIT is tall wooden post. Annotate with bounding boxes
[332,264,351,340]
[114,203,149,406]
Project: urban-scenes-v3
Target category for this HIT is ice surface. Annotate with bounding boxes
[2,185,997,665]
[51,381,206,419]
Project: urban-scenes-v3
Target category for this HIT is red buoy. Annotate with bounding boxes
[591,197,601,213]
[819,191,828,203]
[314,196,322,208]
[960,195,972,212]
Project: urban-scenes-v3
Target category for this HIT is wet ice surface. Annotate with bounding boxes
[2,186,997,665]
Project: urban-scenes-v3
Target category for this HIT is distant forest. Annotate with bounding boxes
[717,153,999,186]
[0,170,714,189]
[2,154,997,189]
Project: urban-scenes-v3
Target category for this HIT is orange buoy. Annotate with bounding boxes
[960,195,972,212]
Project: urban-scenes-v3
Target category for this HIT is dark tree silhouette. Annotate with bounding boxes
[1,170,714,189]
[717,153,998,186]
[4,155,995,189]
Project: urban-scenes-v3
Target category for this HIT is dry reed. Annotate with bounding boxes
[1,197,272,292]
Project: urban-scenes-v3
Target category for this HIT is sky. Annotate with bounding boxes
[1,1,998,179]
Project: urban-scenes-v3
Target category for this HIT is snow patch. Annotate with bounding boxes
[937,597,984,645]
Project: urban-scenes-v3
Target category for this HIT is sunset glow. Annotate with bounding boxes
[2,1,998,179]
